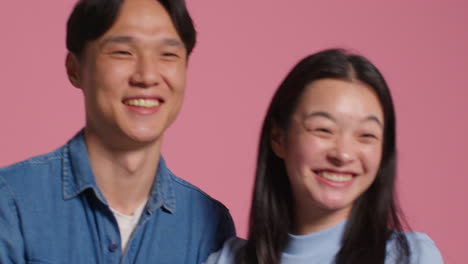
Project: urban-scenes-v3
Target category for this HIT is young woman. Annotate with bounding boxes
[206,49,443,264]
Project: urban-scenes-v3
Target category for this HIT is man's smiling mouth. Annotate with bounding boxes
[123,98,161,108]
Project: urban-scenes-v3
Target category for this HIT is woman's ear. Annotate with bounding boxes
[65,52,81,89]
[270,123,286,159]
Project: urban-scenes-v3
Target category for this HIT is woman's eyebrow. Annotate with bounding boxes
[304,111,336,122]
[304,111,383,128]
[362,115,383,127]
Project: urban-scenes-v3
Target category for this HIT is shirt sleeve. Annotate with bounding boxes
[386,232,444,264]
[0,176,26,264]
[407,233,444,264]
[215,205,236,249]
[204,237,245,264]
[199,204,236,264]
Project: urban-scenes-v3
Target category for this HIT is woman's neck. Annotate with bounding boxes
[292,201,351,235]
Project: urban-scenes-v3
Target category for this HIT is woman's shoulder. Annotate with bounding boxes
[387,232,443,264]
[204,237,246,264]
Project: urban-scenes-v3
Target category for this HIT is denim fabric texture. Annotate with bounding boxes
[0,131,235,264]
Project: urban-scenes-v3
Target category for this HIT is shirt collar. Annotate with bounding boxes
[147,156,176,213]
[62,130,176,213]
[284,220,347,255]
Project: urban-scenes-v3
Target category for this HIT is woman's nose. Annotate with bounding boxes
[326,138,355,166]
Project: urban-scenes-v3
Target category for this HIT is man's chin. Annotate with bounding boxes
[125,132,162,147]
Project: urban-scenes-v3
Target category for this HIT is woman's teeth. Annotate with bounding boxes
[124,99,160,108]
[317,171,353,182]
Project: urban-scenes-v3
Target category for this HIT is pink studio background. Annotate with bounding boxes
[0,1,466,263]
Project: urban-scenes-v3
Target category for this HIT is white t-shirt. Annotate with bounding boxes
[110,200,147,253]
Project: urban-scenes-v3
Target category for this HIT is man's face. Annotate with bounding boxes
[69,0,187,149]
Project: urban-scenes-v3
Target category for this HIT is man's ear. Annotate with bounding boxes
[270,123,286,159]
[65,52,81,88]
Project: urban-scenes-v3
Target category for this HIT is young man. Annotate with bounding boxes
[0,0,235,263]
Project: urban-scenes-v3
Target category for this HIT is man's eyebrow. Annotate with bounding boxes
[100,35,134,48]
[99,36,184,49]
[161,38,184,48]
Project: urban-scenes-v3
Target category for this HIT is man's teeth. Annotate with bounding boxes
[124,99,160,108]
[317,171,353,182]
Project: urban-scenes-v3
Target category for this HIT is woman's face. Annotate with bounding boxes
[272,78,384,231]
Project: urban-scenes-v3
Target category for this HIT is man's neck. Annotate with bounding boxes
[84,131,162,215]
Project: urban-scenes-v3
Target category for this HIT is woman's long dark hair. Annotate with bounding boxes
[236,49,410,264]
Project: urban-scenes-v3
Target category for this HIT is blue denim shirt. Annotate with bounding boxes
[0,131,235,264]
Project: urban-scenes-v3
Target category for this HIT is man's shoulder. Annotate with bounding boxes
[0,146,64,188]
[168,170,228,210]
[160,165,236,239]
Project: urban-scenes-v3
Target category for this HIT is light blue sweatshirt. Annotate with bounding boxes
[205,221,443,264]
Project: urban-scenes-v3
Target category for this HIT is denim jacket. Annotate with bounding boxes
[0,131,235,264]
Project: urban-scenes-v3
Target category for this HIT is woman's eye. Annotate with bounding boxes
[112,50,131,55]
[316,128,331,133]
[310,127,333,136]
[361,133,378,139]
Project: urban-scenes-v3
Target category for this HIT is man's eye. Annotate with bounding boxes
[361,133,377,139]
[162,52,178,57]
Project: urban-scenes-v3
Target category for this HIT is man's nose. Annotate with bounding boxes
[130,56,161,88]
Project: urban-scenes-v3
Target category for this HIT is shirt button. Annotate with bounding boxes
[109,243,119,252]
